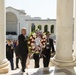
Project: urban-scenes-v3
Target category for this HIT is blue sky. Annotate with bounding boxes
[5,0,57,19]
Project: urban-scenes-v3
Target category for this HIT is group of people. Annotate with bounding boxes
[6,27,55,72]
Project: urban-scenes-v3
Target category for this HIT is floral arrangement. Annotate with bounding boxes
[28,31,46,54]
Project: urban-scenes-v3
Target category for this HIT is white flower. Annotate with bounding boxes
[42,45,45,48]
[30,36,32,39]
[29,47,31,49]
[43,43,45,45]
[43,35,46,38]
[32,46,35,49]
[31,43,34,46]
[43,39,46,41]
[32,33,36,38]
[28,41,30,44]
[40,40,43,42]
[32,39,34,42]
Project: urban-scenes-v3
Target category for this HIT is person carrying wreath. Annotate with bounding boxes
[33,30,42,68]
[42,31,55,67]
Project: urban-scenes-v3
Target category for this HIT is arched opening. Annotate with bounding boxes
[51,25,54,33]
[38,25,42,30]
[6,12,17,35]
[44,25,48,32]
[31,23,35,32]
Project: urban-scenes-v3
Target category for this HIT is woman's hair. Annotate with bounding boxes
[7,39,11,43]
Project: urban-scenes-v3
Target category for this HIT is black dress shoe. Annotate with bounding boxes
[22,69,25,72]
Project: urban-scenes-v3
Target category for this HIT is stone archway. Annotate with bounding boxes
[44,25,48,32]
[51,25,54,33]
[38,25,42,30]
[31,23,35,32]
[6,12,17,35]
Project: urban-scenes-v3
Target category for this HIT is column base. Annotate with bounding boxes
[73,52,76,58]
[0,59,9,74]
[51,57,76,67]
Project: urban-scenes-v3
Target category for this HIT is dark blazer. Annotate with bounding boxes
[6,44,14,60]
[42,38,55,57]
[18,34,28,56]
[15,45,19,57]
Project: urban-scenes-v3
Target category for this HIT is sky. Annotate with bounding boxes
[5,0,57,19]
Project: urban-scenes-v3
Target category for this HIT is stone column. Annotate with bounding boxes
[51,0,75,66]
[48,25,50,32]
[17,21,20,35]
[42,25,44,32]
[36,25,38,30]
[0,0,9,74]
[73,0,76,57]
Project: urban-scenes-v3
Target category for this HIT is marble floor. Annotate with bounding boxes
[2,47,76,75]
[2,66,76,75]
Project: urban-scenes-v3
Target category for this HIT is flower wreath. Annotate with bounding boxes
[28,32,46,53]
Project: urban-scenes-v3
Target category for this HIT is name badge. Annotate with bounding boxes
[47,42,49,45]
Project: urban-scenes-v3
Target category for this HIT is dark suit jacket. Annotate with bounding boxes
[18,34,28,56]
[6,44,14,60]
[42,38,55,57]
[15,45,19,57]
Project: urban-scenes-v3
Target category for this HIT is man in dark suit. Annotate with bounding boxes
[42,31,55,67]
[18,27,28,72]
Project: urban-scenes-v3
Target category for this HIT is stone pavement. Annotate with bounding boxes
[2,55,76,75]
[2,66,76,75]
[13,52,55,69]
